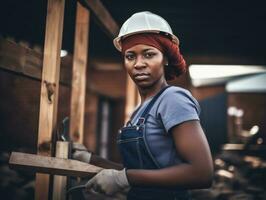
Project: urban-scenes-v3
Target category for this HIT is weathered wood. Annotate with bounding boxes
[84,93,98,151]
[124,74,138,123]
[0,38,43,79]
[88,68,126,98]
[0,38,71,85]
[78,0,119,38]
[52,142,69,200]
[0,38,126,98]
[36,0,66,199]
[70,3,90,143]
[9,152,102,177]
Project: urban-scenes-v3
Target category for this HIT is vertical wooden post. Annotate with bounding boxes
[124,74,139,123]
[70,2,90,143]
[36,0,65,199]
[52,142,69,200]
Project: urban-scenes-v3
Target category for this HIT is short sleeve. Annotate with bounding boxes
[156,88,200,132]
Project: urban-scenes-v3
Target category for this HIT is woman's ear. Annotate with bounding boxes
[163,56,169,66]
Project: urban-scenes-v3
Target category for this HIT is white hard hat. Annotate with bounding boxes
[113,11,179,51]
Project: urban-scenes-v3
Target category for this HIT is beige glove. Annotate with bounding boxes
[72,142,87,151]
[85,168,130,196]
[72,143,92,163]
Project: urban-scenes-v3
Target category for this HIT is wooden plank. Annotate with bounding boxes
[0,38,71,85]
[78,0,119,38]
[0,38,42,79]
[52,142,69,200]
[9,152,102,177]
[84,93,98,151]
[124,74,138,123]
[88,68,126,98]
[0,38,126,98]
[70,2,90,143]
[36,0,65,199]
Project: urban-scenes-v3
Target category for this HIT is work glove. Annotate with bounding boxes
[72,143,92,163]
[85,168,130,197]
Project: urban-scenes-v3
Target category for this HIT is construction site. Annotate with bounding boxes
[0,0,266,199]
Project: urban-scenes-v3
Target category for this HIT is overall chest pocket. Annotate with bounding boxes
[117,126,157,169]
[117,127,144,169]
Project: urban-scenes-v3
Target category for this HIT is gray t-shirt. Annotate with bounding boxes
[130,86,200,168]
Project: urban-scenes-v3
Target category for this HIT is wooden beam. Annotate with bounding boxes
[9,152,102,177]
[70,2,90,143]
[52,142,69,200]
[88,69,126,98]
[0,38,43,79]
[36,0,65,199]
[0,37,71,85]
[0,39,126,98]
[78,0,119,38]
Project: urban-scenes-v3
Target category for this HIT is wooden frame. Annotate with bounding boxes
[4,0,119,199]
[70,3,90,143]
[77,0,119,38]
[35,0,65,199]
[9,152,102,177]
[0,38,125,98]
[52,142,69,200]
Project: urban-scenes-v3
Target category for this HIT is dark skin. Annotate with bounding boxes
[123,44,168,101]
[89,44,213,189]
[124,44,213,188]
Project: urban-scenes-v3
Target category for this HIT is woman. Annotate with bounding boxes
[73,11,213,200]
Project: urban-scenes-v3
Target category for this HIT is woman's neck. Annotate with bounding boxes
[138,80,168,103]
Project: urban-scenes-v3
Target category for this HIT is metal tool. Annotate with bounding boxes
[66,184,86,194]
[57,116,70,142]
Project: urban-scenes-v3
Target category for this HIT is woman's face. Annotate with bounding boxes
[124,44,167,89]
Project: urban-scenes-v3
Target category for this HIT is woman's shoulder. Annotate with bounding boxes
[163,86,194,99]
[153,86,201,129]
[156,85,200,113]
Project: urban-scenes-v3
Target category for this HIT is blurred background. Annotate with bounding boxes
[0,0,266,199]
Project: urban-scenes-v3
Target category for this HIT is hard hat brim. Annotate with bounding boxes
[113,30,179,52]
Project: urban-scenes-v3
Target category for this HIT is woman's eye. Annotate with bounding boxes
[125,54,135,60]
[144,52,156,58]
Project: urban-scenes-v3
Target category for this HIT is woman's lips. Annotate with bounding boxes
[134,73,150,80]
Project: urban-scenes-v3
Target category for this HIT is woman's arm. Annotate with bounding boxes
[126,120,214,189]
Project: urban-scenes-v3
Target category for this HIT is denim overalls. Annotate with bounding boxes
[117,86,190,200]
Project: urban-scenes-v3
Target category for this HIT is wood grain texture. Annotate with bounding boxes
[0,38,72,85]
[0,38,42,79]
[52,142,69,200]
[70,3,89,143]
[78,0,119,38]
[9,152,102,177]
[0,38,126,98]
[36,0,65,199]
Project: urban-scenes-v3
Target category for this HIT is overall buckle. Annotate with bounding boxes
[137,117,145,125]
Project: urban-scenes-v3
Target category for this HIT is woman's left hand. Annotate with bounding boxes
[85,168,130,196]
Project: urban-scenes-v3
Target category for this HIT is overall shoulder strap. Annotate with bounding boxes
[137,85,171,125]
[126,106,142,126]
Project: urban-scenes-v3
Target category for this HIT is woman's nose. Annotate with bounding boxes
[134,56,146,68]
